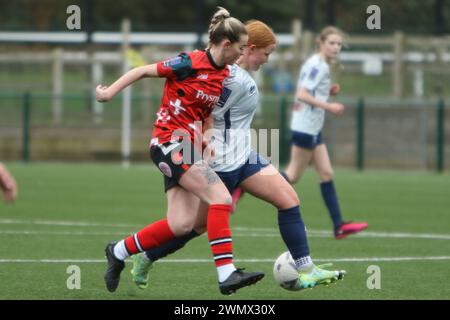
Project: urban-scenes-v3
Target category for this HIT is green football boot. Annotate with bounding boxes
[130,253,153,289]
[296,263,346,290]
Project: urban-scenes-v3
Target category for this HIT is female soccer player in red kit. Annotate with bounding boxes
[96,7,264,295]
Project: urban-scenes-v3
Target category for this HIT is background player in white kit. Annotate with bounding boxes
[280,26,368,239]
[130,21,346,292]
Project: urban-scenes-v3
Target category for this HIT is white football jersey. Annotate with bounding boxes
[290,54,331,134]
[210,64,259,172]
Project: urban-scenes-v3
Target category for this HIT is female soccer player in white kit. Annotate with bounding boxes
[281,26,368,239]
[131,21,346,292]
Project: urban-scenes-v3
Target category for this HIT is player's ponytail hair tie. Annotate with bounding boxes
[208,6,247,46]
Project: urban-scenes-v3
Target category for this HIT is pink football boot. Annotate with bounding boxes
[335,221,368,240]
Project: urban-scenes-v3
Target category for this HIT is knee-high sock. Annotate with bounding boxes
[207,204,234,267]
[144,230,200,262]
[278,206,310,260]
[122,219,176,257]
[320,180,343,229]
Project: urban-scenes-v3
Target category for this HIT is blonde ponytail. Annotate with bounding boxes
[208,7,247,45]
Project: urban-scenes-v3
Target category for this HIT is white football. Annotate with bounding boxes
[273,251,300,291]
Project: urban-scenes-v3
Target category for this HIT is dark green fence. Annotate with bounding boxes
[0,92,448,171]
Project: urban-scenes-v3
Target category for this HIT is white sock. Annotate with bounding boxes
[113,240,130,261]
[217,264,237,283]
[295,255,313,272]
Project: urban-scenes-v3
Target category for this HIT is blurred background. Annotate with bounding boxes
[2,1,450,301]
[0,0,449,171]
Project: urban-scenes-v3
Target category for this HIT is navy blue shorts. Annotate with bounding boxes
[216,151,270,194]
[291,130,323,149]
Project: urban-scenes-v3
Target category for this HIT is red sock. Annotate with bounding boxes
[207,204,233,267]
[124,219,175,255]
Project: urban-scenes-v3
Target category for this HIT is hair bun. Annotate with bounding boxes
[212,7,230,22]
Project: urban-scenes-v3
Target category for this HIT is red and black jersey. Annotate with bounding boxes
[151,50,229,146]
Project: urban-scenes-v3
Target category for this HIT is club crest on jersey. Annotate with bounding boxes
[249,85,256,95]
[309,67,319,80]
[158,162,172,177]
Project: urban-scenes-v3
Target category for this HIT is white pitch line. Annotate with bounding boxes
[0,230,280,237]
[1,256,450,264]
[0,218,138,228]
[1,218,450,240]
[1,229,450,241]
[342,231,450,240]
[0,230,128,236]
[237,226,450,240]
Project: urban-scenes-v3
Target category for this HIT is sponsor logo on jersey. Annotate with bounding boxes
[158,162,172,178]
[197,74,209,80]
[249,85,256,95]
[196,90,220,106]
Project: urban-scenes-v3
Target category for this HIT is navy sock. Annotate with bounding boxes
[320,180,343,229]
[144,230,200,262]
[277,206,310,260]
[280,171,290,183]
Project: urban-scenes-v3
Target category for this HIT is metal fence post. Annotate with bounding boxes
[437,98,445,172]
[393,31,404,98]
[356,97,365,170]
[22,92,31,162]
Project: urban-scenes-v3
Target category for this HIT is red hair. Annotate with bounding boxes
[245,20,276,48]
